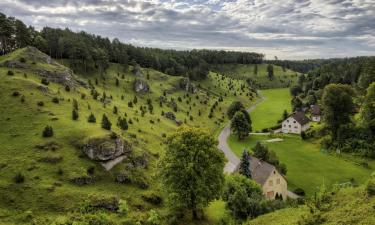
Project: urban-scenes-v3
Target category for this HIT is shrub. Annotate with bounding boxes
[42,125,54,137]
[72,109,79,120]
[88,113,96,123]
[19,57,26,63]
[13,173,25,183]
[7,70,14,76]
[294,188,306,196]
[52,97,59,103]
[87,166,95,175]
[142,192,162,205]
[41,78,49,85]
[118,199,129,216]
[301,131,307,140]
[65,85,70,92]
[101,114,112,130]
[12,91,20,97]
[37,101,44,106]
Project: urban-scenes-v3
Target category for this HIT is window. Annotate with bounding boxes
[276,178,280,184]
[269,180,273,186]
[267,191,274,199]
[289,125,291,128]
[294,126,297,129]
[287,120,289,122]
[293,121,296,123]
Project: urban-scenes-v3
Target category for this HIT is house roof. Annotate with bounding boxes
[291,111,310,125]
[236,156,276,185]
[311,105,321,116]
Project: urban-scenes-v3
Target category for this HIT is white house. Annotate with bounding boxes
[237,156,288,200]
[282,111,310,134]
[310,105,321,122]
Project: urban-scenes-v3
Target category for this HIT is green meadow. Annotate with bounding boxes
[251,88,291,132]
[228,134,375,195]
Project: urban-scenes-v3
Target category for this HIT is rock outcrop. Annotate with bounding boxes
[179,77,197,93]
[83,135,132,162]
[133,79,150,93]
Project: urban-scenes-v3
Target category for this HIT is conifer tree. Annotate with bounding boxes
[88,113,96,123]
[239,149,251,178]
[117,117,128,130]
[42,125,54,137]
[101,114,112,130]
[72,109,79,120]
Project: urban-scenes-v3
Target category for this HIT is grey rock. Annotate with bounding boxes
[83,136,132,162]
[133,79,150,93]
[179,77,197,93]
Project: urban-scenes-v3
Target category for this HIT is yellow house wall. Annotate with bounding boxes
[262,169,288,200]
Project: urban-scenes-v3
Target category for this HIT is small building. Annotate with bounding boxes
[237,156,288,200]
[282,111,310,134]
[310,105,321,122]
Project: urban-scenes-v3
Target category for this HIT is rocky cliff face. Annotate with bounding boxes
[83,135,132,162]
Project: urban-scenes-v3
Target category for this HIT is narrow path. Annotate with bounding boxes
[218,92,265,173]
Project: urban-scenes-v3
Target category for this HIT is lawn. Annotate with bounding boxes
[228,134,375,195]
[251,88,291,132]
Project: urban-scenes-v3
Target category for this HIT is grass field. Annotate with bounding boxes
[251,88,291,132]
[228,134,375,195]
[0,47,257,224]
[210,64,299,89]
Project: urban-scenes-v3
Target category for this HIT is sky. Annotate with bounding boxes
[1,0,374,59]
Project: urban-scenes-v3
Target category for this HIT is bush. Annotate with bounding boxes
[13,173,25,183]
[41,78,49,85]
[65,85,70,92]
[42,125,54,137]
[12,91,20,97]
[101,114,112,130]
[301,131,307,140]
[19,57,26,63]
[7,70,14,76]
[72,109,79,120]
[294,188,306,196]
[52,97,59,103]
[37,101,44,106]
[141,192,163,205]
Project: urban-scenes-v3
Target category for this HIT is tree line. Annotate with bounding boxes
[0,12,264,80]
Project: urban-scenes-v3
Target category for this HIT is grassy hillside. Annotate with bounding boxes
[210,63,299,89]
[247,184,375,225]
[228,134,375,195]
[0,47,256,224]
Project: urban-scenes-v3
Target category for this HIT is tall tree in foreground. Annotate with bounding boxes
[227,101,245,119]
[239,149,251,178]
[322,84,355,139]
[231,111,251,140]
[160,126,225,220]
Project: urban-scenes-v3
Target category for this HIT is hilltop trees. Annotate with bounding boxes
[358,58,375,90]
[362,83,375,134]
[160,126,225,220]
[322,84,355,139]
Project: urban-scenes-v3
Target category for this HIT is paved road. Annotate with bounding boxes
[218,93,265,173]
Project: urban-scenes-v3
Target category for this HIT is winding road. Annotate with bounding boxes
[218,93,265,173]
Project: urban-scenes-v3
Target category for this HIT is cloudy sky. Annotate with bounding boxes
[1,0,374,59]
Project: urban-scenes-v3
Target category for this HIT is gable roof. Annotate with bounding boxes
[291,111,310,125]
[311,105,321,116]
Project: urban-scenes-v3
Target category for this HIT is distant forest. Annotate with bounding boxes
[0,12,264,80]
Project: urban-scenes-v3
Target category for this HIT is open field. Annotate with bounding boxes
[251,88,291,132]
[210,63,299,89]
[228,134,375,195]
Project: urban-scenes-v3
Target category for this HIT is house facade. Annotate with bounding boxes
[310,105,321,122]
[238,156,288,200]
[282,111,310,134]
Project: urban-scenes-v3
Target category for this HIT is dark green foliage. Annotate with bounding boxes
[117,117,128,130]
[13,173,25,183]
[282,110,289,120]
[362,83,375,135]
[42,125,54,137]
[301,131,307,140]
[72,109,79,120]
[239,149,251,178]
[101,114,112,130]
[87,113,96,123]
[290,85,302,96]
[113,106,118,114]
[41,78,49,85]
[358,57,375,90]
[231,111,251,140]
[52,97,59,103]
[294,188,306,196]
[12,91,20,97]
[227,101,245,119]
[222,174,264,220]
[7,70,14,76]
[322,84,355,139]
[65,85,70,92]
[267,64,274,80]
[366,177,375,196]
[72,99,78,110]
[37,101,44,106]
[160,126,225,220]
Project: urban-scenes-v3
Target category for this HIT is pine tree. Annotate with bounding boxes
[113,106,118,114]
[72,99,78,110]
[72,109,79,120]
[101,114,112,130]
[88,113,96,123]
[239,149,251,178]
[117,117,128,130]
